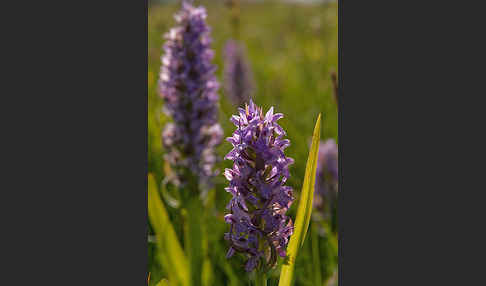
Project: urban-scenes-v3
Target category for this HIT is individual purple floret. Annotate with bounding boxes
[223,100,294,272]
[223,40,255,106]
[159,2,222,189]
[314,139,339,210]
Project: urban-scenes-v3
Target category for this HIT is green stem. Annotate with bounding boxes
[255,271,267,286]
[230,0,241,39]
[311,223,322,286]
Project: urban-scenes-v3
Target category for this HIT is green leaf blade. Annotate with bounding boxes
[278,114,321,286]
[148,174,191,286]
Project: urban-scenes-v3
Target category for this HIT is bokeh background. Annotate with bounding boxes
[148,0,338,285]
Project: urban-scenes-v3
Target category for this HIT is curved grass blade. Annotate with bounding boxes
[278,114,321,286]
[148,173,190,286]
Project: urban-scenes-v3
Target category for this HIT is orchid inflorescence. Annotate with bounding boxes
[314,139,338,221]
[224,100,294,272]
[159,2,222,190]
[223,40,255,107]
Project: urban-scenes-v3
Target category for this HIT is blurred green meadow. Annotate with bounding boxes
[148,1,338,285]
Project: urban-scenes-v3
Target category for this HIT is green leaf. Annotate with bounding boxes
[148,173,191,286]
[278,114,321,286]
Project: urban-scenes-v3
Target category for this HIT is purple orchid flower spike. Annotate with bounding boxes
[159,2,222,190]
[223,40,255,106]
[314,139,339,218]
[224,100,294,272]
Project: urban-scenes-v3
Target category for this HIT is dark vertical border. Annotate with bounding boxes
[337,0,439,284]
[144,0,149,283]
[16,0,150,283]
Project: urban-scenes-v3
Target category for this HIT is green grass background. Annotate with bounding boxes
[148,1,338,285]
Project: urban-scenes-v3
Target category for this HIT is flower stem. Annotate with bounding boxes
[255,271,267,286]
[311,223,322,286]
